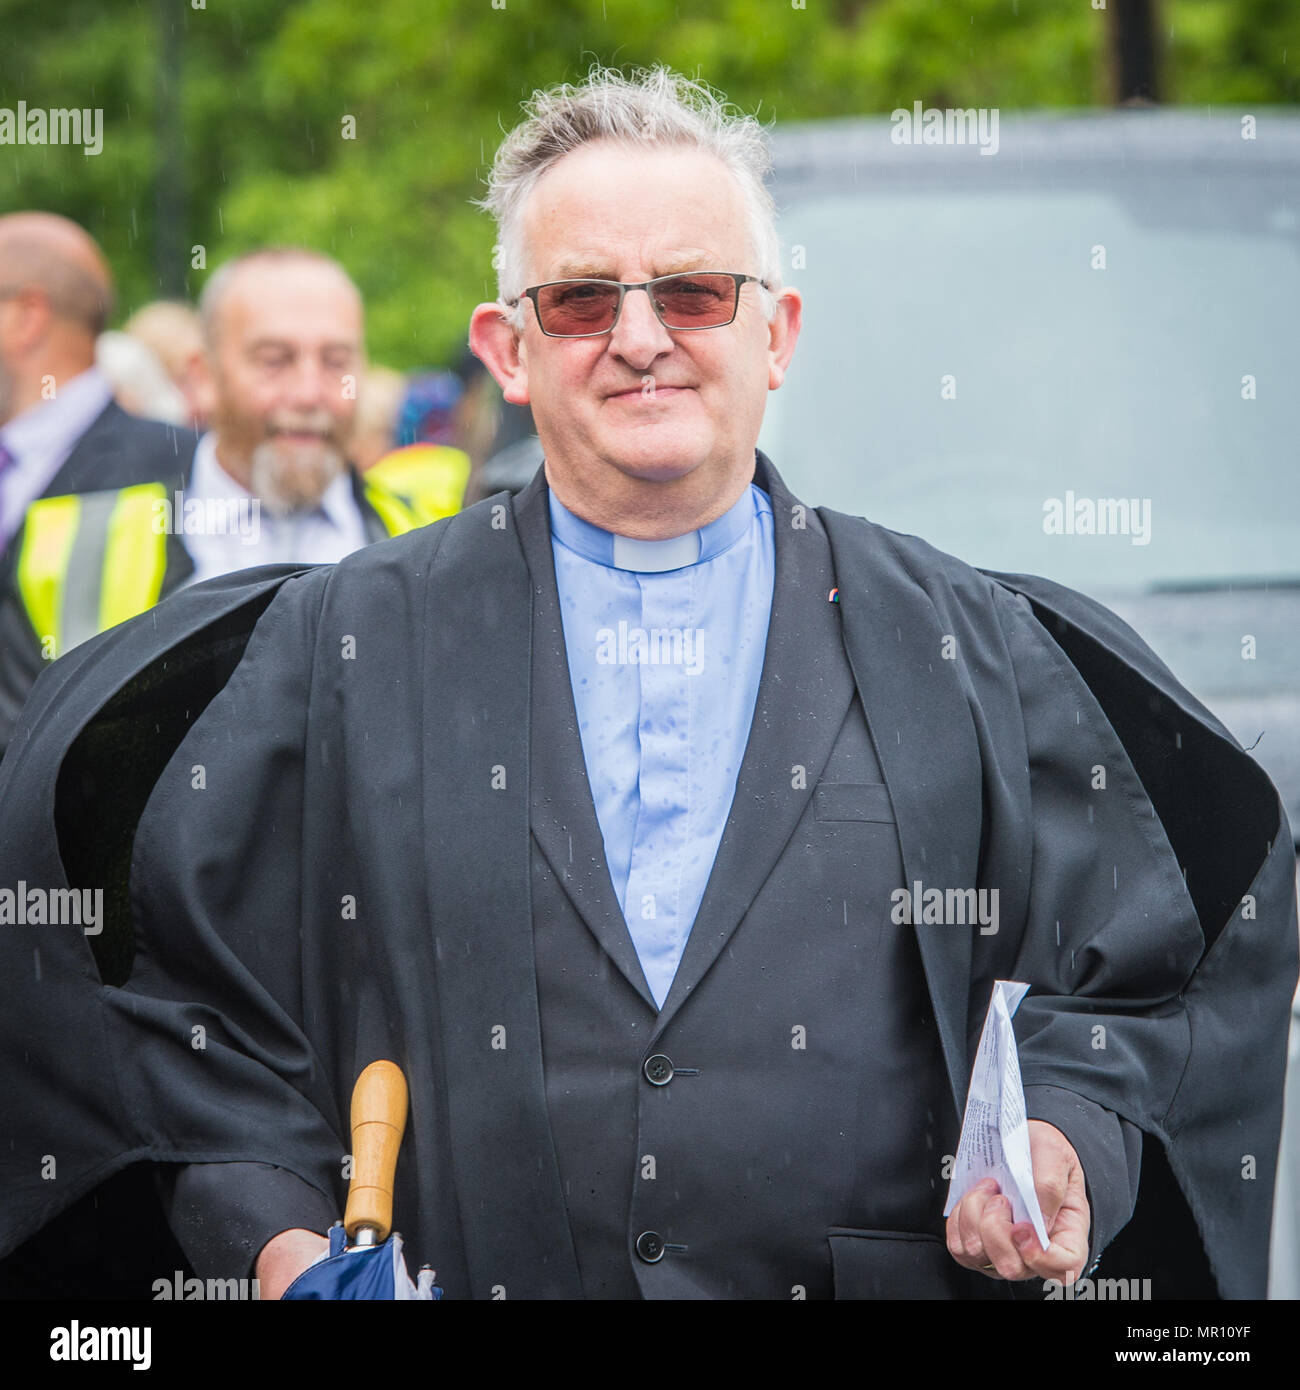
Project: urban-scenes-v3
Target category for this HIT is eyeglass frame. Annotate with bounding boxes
[507,272,769,338]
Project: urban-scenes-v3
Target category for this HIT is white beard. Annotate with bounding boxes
[248,436,345,517]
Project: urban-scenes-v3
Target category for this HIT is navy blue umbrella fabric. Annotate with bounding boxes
[282,1224,441,1300]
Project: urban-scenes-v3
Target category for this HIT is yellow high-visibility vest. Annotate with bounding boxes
[18,483,171,662]
[364,444,471,528]
[16,464,461,662]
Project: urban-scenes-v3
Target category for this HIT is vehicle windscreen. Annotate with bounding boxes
[760,173,1300,599]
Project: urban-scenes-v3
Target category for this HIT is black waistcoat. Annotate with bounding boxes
[520,476,961,1299]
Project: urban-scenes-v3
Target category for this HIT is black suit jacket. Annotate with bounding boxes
[30,400,194,500]
[0,402,197,758]
[0,411,394,762]
[163,459,1139,1298]
[0,401,196,1296]
[0,453,1293,1298]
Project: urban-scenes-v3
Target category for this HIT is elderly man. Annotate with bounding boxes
[182,248,382,581]
[0,213,197,755]
[0,67,1293,1302]
[1,247,449,761]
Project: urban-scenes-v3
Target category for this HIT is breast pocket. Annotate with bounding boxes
[813,782,896,824]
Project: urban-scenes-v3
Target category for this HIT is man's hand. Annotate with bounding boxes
[945,1119,1090,1284]
[255,1228,332,1300]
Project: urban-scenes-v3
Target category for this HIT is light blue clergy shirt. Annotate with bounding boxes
[549,480,775,1009]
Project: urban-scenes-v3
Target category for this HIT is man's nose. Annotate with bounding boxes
[607,286,674,368]
[283,356,333,409]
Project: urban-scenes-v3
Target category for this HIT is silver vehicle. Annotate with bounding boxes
[760,107,1300,1297]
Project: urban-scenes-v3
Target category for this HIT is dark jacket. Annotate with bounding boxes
[0,452,1293,1298]
[0,402,196,758]
[0,410,404,761]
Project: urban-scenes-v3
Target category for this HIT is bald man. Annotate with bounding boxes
[1,244,460,766]
[0,212,198,750]
[182,247,375,584]
[0,214,195,537]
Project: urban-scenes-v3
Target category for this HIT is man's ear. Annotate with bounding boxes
[180,347,217,423]
[9,286,55,355]
[469,302,530,406]
[191,344,220,411]
[766,287,802,392]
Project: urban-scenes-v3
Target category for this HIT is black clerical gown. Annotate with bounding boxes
[0,451,1293,1299]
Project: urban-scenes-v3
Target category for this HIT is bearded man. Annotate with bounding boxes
[185,249,371,579]
[0,246,441,765]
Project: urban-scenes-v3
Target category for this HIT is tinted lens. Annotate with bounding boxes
[536,281,622,335]
[653,274,737,327]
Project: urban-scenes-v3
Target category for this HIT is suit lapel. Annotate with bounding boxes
[39,402,190,498]
[420,495,583,1297]
[37,403,120,499]
[513,470,658,1012]
[652,453,856,1034]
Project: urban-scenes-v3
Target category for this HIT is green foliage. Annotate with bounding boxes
[0,0,1294,367]
[1165,0,1300,105]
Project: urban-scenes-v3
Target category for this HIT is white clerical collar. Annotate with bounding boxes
[548,480,761,573]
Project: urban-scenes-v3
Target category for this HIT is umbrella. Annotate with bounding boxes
[281,1060,440,1300]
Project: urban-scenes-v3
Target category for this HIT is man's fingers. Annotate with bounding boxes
[945,1176,1089,1284]
[979,1196,1029,1280]
[1014,1216,1089,1284]
[951,1178,999,1263]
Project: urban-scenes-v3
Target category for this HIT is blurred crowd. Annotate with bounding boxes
[0,211,544,757]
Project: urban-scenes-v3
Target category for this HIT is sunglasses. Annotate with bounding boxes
[510,272,766,338]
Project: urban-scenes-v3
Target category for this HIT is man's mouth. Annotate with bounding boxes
[606,386,689,400]
[269,427,332,444]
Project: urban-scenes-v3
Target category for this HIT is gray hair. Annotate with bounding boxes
[476,64,782,332]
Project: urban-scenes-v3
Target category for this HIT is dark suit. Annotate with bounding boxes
[0,454,1291,1298]
[158,457,1137,1298]
[0,400,196,1297]
[0,402,197,757]
[0,410,391,1300]
[0,411,395,761]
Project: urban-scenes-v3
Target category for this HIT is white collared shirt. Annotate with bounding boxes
[179,431,370,588]
[0,366,114,550]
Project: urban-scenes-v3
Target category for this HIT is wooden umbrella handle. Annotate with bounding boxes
[343,1060,409,1244]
